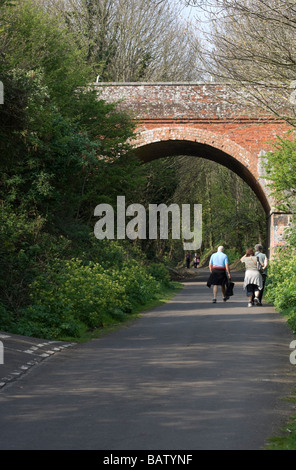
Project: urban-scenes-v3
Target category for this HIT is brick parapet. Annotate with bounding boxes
[95,82,290,121]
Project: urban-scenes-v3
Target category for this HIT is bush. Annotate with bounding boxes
[0,302,12,331]
[9,255,167,340]
[117,262,161,308]
[147,263,171,286]
[18,259,129,336]
[265,247,296,333]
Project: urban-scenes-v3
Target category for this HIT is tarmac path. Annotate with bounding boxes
[0,273,296,450]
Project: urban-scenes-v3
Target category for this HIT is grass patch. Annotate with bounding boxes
[265,393,296,450]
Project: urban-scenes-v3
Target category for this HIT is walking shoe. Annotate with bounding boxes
[223,296,230,302]
[212,299,217,303]
[254,297,259,305]
[248,302,253,307]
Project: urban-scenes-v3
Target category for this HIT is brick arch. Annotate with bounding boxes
[132,127,271,214]
[97,82,293,255]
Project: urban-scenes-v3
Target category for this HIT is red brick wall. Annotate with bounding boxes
[97,82,291,167]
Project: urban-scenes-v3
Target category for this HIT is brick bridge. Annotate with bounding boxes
[96,82,293,255]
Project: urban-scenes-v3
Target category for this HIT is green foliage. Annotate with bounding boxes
[140,156,267,262]
[6,253,168,340]
[266,389,296,450]
[0,69,47,163]
[0,69,140,224]
[146,263,171,286]
[0,302,11,331]
[262,135,296,211]
[0,202,74,312]
[265,243,296,333]
[262,136,296,333]
[267,420,296,450]
[0,0,153,341]
[1,0,91,113]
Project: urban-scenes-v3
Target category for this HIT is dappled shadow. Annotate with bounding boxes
[0,282,295,450]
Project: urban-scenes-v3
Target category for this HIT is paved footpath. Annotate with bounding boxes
[0,277,296,450]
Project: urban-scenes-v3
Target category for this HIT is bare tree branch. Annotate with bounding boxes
[37,0,203,82]
[189,0,296,123]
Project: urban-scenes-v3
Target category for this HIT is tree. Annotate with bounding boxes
[262,135,296,211]
[139,155,266,263]
[0,0,93,114]
[184,0,296,124]
[0,0,144,314]
[35,0,202,82]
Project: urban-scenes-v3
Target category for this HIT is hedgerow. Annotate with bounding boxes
[6,255,167,340]
[265,247,296,332]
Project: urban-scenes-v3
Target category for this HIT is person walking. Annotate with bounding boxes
[240,248,263,307]
[193,254,200,269]
[253,244,268,306]
[207,246,231,303]
[185,251,191,269]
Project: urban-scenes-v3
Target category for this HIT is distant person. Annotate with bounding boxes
[240,248,263,307]
[207,246,231,303]
[253,244,268,306]
[185,251,191,269]
[193,254,200,269]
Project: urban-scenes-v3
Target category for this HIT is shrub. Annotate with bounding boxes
[115,261,161,308]
[21,259,129,334]
[147,263,171,286]
[0,302,12,331]
[265,247,296,332]
[11,255,167,340]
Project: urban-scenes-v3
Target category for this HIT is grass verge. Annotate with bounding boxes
[265,392,296,450]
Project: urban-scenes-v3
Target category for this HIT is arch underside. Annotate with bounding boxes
[134,138,271,214]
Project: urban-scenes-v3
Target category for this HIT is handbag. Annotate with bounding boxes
[226,281,235,297]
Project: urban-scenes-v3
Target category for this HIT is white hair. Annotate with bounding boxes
[217,246,224,252]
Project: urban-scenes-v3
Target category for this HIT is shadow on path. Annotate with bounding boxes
[0,281,295,450]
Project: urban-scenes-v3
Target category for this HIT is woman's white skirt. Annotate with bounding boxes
[243,269,263,290]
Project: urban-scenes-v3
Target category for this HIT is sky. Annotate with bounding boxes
[180,2,211,26]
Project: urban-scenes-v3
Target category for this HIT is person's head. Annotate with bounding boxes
[254,244,263,252]
[217,246,224,252]
[246,248,254,257]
